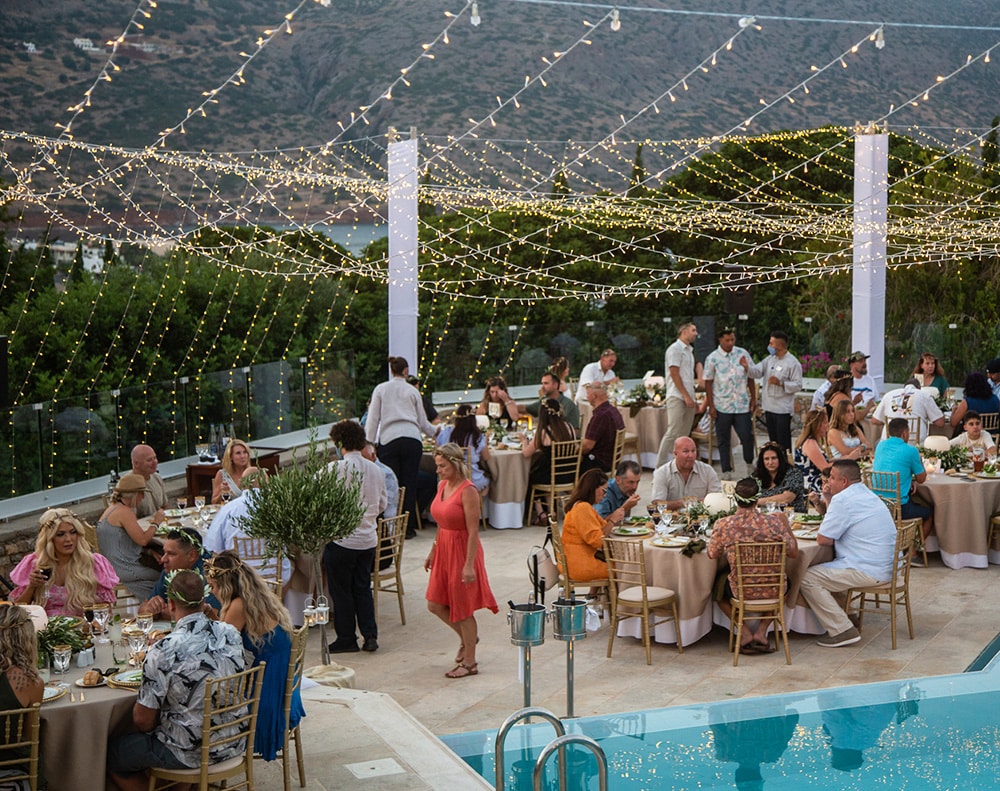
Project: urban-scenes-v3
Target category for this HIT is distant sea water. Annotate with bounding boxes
[277,222,386,255]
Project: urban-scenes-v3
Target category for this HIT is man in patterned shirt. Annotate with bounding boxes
[703,327,757,476]
[108,570,246,791]
[707,477,798,655]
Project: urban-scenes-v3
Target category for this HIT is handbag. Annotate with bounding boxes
[527,535,560,594]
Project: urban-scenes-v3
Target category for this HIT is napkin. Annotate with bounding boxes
[681,538,707,557]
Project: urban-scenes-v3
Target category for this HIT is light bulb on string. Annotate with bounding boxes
[610,9,621,32]
[470,1,481,27]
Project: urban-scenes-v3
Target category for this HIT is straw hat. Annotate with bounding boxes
[115,472,150,494]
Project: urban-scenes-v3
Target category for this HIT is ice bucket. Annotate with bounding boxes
[508,603,547,646]
[550,597,587,641]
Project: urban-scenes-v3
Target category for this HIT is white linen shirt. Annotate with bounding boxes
[872,386,943,438]
[576,361,617,403]
[747,353,803,415]
[817,482,897,581]
[651,460,722,502]
[664,339,696,403]
[330,451,387,551]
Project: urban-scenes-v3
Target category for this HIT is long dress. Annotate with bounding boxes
[242,627,305,762]
[426,479,498,622]
[9,552,118,617]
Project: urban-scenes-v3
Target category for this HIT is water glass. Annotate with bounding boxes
[92,603,112,644]
[125,628,147,665]
[194,496,206,509]
[137,613,153,636]
[52,644,72,674]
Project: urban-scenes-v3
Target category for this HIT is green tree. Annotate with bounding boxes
[627,143,647,198]
[68,241,87,285]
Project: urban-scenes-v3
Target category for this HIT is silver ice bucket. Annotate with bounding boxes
[508,603,546,646]
[550,597,587,641]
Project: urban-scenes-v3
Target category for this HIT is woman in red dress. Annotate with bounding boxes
[424,443,498,679]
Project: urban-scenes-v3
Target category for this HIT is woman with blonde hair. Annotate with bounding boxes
[205,550,304,761]
[424,443,498,679]
[826,400,870,461]
[0,605,45,783]
[794,408,832,494]
[212,438,253,504]
[11,508,118,617]
[95,473,162,600]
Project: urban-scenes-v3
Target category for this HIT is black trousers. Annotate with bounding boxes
[378,436,422,534]
[323,541,377,646]
[764,412,792,456]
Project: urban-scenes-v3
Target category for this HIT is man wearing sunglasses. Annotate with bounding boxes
[139,527,221,617]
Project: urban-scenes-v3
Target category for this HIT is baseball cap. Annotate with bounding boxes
[986,358,1000,374]
[847,351,870,363]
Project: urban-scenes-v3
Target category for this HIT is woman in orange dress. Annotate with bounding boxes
[424,443,498,679]
[561,468,629,583]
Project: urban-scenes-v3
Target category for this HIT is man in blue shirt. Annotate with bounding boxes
[872,418,932,556]
[595,460,642,518]
[139,527,221,617]
[799,459,897,647]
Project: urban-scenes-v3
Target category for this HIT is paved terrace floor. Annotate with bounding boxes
[264,472,1000,790]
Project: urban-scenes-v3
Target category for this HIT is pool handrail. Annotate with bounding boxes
[494,707,565,790]
[532,734,607,791]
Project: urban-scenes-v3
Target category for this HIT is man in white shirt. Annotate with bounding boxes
[746,331,802,454]
[799,459,897,647]
[655,322,698,467]
[870,379,945,441]
[987,358,1000,399]
[811,364,840,411]
[576,349,620,403]
[651,436,721,509]
[848,351,880,444]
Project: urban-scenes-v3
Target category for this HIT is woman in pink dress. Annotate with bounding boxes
[424,443,498,679]
[11,508,118,617]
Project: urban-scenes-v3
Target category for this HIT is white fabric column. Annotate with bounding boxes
[387,134,419,372]
[852,130,888,392]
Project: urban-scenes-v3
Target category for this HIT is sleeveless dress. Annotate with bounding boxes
[242,627,305,761]
[829,433,861,460]
[95,512,161,600]
[426,479,498,622]
[221,469,244,498]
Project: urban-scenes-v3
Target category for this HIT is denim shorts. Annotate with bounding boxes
[107,732,188,775]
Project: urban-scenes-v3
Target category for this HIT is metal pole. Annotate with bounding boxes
[522,645,532,710]
[387,129,419,371]
[299,357,308,430]
[566,640,575,719]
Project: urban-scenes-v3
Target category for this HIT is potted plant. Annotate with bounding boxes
[236,434,365,664]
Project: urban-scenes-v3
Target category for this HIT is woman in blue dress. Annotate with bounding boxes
[206,550,305,761]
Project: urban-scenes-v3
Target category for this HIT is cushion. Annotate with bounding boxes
[618,585,675,603]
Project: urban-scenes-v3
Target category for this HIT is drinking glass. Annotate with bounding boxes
[973,447,986,472]
[125,628,147,666]
[194,496,206,509]
[137,613,153,637]
[52,644,72,674]
[221,491,231,504]
[92,603,112,644]
[176,498,187,511]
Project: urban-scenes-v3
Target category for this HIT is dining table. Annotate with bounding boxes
[915,471,1000,569]
[578,402,660,468]
[39,634,140,790]
[481,447,532,529]
[614,528,832,646]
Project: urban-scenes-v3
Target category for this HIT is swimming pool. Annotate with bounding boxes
[442,653,1000,789]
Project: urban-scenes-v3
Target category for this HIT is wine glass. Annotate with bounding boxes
[52,644,72,675]
[221,490,231,504]
[124,628,147,666]
[92,603,112,644]
[137,612,153,637]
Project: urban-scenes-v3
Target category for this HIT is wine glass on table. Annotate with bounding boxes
[52,644,72,675]
[92,603,112,644]
[137,612,153,639]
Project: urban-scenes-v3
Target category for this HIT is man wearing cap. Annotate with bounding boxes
[130,444,167,520]
[702,327,757,476]
[848,352,880,443]
[139,527,221,617]
[655,322,699,467]
[579,381,625,473]
[108,570,246,791]
[746,331,802,454]
[986,358,1000,399]
[576,349,620,404]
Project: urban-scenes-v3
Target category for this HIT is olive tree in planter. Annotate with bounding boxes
[237,439,364,664]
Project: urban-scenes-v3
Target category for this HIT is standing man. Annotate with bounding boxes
[107,570,246,791]
[799,459,897,647]
[130,444,167,519]
[747,331,802,454]
[576,349,620,404]
[579,382,625,474]
[986,358,1000,399]
[848,351,880,445]
[523,370,581,432]
[703,327,756,476]
[655,322,699,468]
[651,436,722,509]
[595,460,642,519]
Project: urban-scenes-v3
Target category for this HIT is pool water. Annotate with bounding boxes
[442,656,1000,790]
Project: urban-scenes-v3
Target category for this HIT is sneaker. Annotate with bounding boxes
[817,627,861,648]
[362,637,379,652]
[328,641,360,654]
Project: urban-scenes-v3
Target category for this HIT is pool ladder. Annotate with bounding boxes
[493,706,608,791]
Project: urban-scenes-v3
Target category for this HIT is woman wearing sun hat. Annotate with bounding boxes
[95,472,163,600]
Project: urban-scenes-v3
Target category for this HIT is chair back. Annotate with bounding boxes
[549,439,582,487]
[200,664,266,771]
[548,517,572,597]
[891,518,920,583]
[233,536,284,587]
[603,535,649,602]
[0,703,40,791]
[276,627,309,790]
[396,485,407,517]
[905,416,924,445]
[609,428,628,473]
[980,412,1000,444]
[862,469,902,522]
[374,514,408,575]
[112,582,140,622]
[731,541,787,602]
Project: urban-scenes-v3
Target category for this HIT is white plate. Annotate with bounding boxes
[613,526,651,536]
[42,685,67,702]
[653,536,691,548]
[793,529,819,540]
[74,677,106,688]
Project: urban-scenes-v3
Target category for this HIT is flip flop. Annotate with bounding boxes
[754,639,776,654]
[739,643,760,656]
[445,663,479,679]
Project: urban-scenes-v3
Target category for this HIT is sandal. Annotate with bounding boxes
[532,511,550,526]
[455,637,480,664]
[739,643,760,656]
[445,662,479,679]
[753,639,776,654]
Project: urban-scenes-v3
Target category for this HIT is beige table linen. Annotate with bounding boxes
[916,473,1000,569]
[41,662,137,790]
[483,449,532,529]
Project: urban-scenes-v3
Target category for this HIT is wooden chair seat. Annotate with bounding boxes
[727,541,791,667]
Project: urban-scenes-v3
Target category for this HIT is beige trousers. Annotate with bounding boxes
[799,564,882,635]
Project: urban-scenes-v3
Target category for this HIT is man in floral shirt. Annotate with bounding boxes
[707,478,798,655]
[108,570,246,791]
[703,327,757,476]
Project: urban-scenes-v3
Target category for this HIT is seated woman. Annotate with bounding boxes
[205,551,305,762]
[912,352,949,398]
[11,508,118,617]
[519,397,577,525]
[436,404,491,493]
[561,469,629,584]
[212,438,252,504]
[807,467,833,515]
[753,442,806,513]
[949,410,997,456]
[793,408,832,495]
[826,400,871,461]
[0,605,45,785]
[95,473,163,601]
[822,369,853,415]
[475,376,519,429]
[950,371,1000,435]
